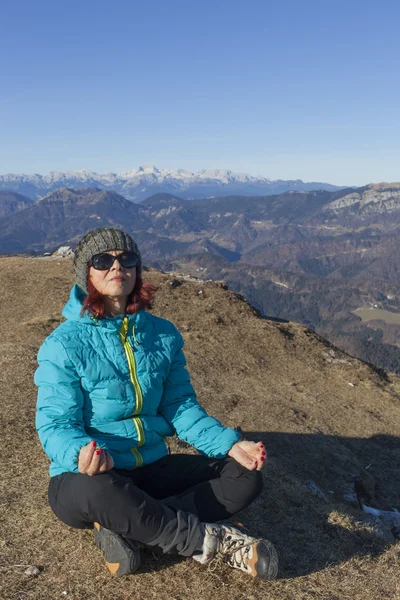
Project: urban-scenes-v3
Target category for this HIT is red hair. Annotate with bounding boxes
[81,271,157,318]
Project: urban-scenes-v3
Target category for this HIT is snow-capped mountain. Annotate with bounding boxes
[0,165,342,202]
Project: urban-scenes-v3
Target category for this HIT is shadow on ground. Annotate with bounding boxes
[232,430,400,578]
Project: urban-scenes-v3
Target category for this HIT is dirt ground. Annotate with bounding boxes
[0,256,399,600]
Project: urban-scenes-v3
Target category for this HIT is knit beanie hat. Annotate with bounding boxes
[73,227,142,293]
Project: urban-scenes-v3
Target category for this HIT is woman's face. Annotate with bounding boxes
[88,249,137,298]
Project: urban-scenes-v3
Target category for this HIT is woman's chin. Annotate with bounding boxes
[106,283,130,296]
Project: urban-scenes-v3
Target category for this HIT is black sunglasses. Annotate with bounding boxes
[90,251,139,270]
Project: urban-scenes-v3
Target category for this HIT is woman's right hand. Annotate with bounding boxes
[78,440,114,476]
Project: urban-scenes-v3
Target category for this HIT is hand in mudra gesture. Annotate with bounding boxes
[78,440,114,476]
[228,440,267,471]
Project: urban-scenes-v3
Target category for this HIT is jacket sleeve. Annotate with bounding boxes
[158,330,240,458]
[35,335,92,473]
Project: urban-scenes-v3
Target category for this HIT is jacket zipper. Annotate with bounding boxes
[119,316,144,467]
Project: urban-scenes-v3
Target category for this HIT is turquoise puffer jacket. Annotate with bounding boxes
[35,285,240,477]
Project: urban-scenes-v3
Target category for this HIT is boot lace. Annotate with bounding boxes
[208,527,257,572]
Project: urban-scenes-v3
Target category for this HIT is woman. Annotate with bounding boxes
[35,227,278,580]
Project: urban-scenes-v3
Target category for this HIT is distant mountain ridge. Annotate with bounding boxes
[0,165,343,202]
[3,183,400,258]
[0,188,147,253]
[0,191,33,218]
[3,183,400,372]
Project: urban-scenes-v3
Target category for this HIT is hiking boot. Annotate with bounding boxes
[193,523,278,580]
[93,522,140,576]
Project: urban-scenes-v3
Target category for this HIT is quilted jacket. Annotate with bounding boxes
[35,284,240,476]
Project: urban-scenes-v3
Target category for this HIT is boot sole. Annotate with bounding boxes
[94,522,140,576]
[254,539,279,580]
[226,523,278,579]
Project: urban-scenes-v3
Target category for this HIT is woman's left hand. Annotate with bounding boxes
[228,440,267,471]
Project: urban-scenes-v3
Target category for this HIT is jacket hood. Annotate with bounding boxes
[61,284,144,329]
[62,285,90,322]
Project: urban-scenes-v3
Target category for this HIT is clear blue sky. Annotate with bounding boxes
[1,0,399,185]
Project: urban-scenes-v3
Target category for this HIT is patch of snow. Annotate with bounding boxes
[0,165,339,202]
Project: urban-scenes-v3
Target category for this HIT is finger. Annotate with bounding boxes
[246,441,266,461]
[99,450,114,472]
[78,440,97,473]
[251,442,267,460]
[236,448,257,470]
[247,442,267,471]
[87,448,102,476]
[256,458,264,471]
[257,447,267,461]
[98,451,108,473]
[257,453,267,470]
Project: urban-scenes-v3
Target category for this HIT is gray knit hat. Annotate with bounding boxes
[73,227,142,293]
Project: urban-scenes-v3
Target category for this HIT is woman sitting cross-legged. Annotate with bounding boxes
[35,227,278,579]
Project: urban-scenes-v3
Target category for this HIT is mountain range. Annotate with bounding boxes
[2,183,400,372]
[0,165,342,202]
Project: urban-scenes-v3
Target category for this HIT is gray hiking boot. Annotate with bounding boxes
[94,522,140,576]
[193,523,278,580]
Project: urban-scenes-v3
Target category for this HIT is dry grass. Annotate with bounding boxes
[0,256,399,600]
[354,307,400,325]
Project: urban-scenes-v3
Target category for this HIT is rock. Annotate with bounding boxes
[170,279,182,288]
[321,351,351,365]
[302,480,328,502]
[24,565,40,577]
[343,492,358,504]
[358,514,396,543]
[52,245,74,258]
[362,504,400,524]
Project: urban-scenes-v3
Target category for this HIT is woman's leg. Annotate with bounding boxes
[48,464,277,580]
[48,469,204,557]
[126,454,263,522]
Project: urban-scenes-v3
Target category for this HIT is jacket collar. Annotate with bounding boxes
[61,284,145,330]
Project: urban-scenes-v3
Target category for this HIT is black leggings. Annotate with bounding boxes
[48,454,263,558]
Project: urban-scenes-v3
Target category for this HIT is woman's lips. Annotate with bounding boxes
[110,276,125,281]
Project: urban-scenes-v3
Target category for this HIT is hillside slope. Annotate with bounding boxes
[0,256,399,600]
[0,190,33,218]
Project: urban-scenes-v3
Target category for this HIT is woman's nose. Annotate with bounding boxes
[112,260,124,271]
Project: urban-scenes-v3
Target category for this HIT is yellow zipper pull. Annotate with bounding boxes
[122,316,129,341]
